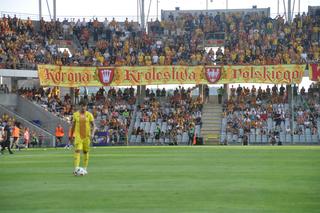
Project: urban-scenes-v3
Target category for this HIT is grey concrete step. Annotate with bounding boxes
[202,102,223,145]
[203,109,222,113]
[203,106,222,111]
[202,127,221,130]
[202,122,221,126]
[202,131,221,135]
[203,138,220,145]
[202,120,221,123]
[202,112,221,115]
[203,111,222,115]
[203,105,222,108]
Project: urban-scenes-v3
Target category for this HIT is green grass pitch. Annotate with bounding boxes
[0,146,320,213]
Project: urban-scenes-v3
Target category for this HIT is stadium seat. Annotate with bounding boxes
[262,135,268,143]
[176,134,182,144]
[134,120,141,129]
[136,111,142,118]
[161,122,167,132]
[221,121,227,132]
[311,134,319,143]
[293,134,300,143]
[280,133,285,142]
[280,122,285,131]
[249,134,255,144]
[159,137,165,144]
[305,128,311,134]
[136,135,142,143]
[256,135,262,143]
[285,119,290,129]
[284,104,289,110]
[305,134,312,143]
[256,128,261,135]
[267,119,273,130]
[250,128,255,135]
[239,128,244,138]
[182,132,189,144]
[222,118,227,126]
[165,138,170,144]
[144,122,151,133]
[150,122,156,133]
[147,137,153,144]
[220,133,226,143]
[227,133,233,144]
[195,125,201,136]
[232,134,238,143]
[140,122,146,129]
[285,134,292,143]
[130,135,136,143]
[292,121,297,129]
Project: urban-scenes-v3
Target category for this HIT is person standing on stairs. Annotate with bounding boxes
[217,86,224,104]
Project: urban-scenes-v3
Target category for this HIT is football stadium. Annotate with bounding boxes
[0,0,320,212]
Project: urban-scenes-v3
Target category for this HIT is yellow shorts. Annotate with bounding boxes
[74,137,91,152]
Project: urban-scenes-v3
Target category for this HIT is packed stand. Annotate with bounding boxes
[130,87,203,145]
[0,15,62,69]
[149,11,320,65]
[292,83,320,142]
[1,10,319,69]
[91,87,136,145]
[18,86,136,144]
[18,86,74,123]
[221,84,296,144]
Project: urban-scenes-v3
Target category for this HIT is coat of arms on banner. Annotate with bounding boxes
[310,64,320,82]
[205,67,221,83]
[98,68,114,85]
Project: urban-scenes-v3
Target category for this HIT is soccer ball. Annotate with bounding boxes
[74,167,86,176]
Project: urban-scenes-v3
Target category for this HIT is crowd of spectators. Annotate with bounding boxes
[222,84,320,144]
[293,83,320,136]
[0,113,43,151]
[0,15,60,69]
[131,86,203,145]
[1,10,319,69]
[149,11,320,65]
[18,86,136,144]
[17,86,74,121]
[92,87,136,144]
[16,82,320,145]
[17,84,205,145]
[1,10,319,145]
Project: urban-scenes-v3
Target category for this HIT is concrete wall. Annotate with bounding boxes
[0,93,70,145]
[0,105,55,147]
[15,95,70,144]
[0,94,18,106]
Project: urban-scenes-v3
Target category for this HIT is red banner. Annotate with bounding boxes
[310,64,320,81]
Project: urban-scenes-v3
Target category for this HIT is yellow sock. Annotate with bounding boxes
[83,152,89,168]
[74,152,80,168]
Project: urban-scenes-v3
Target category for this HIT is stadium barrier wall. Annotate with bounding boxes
[0,104,55,147]
[15,95,70,145]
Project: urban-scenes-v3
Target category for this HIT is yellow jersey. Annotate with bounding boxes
[73,111,94,140]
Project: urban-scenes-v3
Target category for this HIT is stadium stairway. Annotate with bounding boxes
[201,96,222,145]
[0,100,55,146]
[0,94,70,145]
